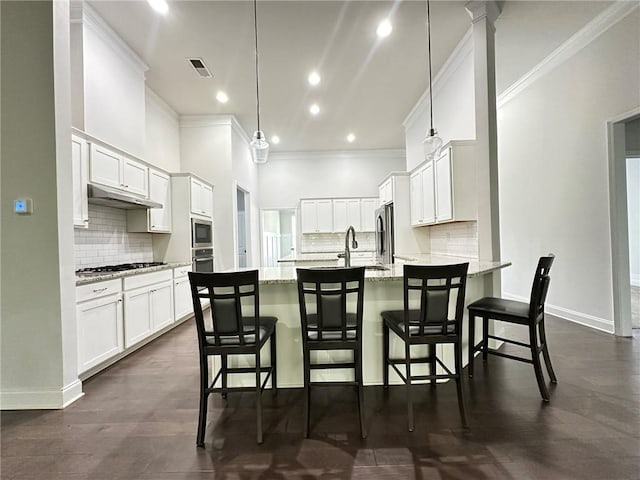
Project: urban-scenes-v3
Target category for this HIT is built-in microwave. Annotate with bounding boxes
[191,218,213,248]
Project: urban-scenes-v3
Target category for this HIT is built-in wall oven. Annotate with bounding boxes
[193,248,214,273]
[191,218,213,248]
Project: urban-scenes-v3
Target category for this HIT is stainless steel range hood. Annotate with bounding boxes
[88,184,162,209]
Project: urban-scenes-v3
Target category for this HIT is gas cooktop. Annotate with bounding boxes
[76,262,166,275]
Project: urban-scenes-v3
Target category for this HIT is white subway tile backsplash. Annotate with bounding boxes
[301,232,375,253]
[74,204,154,269]
[429,221,478,258]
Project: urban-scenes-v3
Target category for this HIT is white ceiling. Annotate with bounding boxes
[88,0,472,153]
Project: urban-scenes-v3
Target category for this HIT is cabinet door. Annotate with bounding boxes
[332,199,348,232]
[300,200,318,233]
[150,281,174,332]
[410,170,422,225]
[201,183,213,218]
[316,200,334,233]
[435,149,452,222]
[77,293,123,374]
[122,158,148,197]
[72,135,89,228]
[174,276,193,320]
[360,198,377,232]
[149,170,171,232]
[191,178,205,216]
[89,143,121,189]
[124,288,152,347]
[346,199,361,231]
[422,162,436,224]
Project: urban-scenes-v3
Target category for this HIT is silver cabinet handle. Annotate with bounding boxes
[92,287,107,293]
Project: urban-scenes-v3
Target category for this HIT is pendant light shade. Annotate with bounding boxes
[250,0,269,164]
[250,130,269,164]
[422,0,443,161]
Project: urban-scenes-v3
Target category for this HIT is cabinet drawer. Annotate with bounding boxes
[173,265,192,279]
[76,279,122,303]
[123,269,173,290]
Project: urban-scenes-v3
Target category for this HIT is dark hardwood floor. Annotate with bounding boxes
[2,316,639,479]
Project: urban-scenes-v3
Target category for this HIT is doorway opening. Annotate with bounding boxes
[261,209,297,267]
[608,108,640,335]
[236,187,250,268]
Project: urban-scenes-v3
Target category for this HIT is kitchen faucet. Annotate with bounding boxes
[338,225,358,267]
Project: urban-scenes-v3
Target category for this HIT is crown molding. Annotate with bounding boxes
[269,149,405,162]
[497,1,639,109]
[403,28,473,128]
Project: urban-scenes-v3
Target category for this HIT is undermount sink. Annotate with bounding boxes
[305,264,389,271]
[363,265,389,271]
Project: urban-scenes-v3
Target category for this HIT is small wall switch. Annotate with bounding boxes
[14,198,33,215]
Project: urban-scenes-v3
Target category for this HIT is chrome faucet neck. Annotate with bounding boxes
[344,226,357,267]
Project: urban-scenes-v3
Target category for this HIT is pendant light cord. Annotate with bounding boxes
[253,0,261,132]
[426,0,434,133]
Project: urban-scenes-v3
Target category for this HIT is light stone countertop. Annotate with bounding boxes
[75,262,192,286]
[278,251,375,263]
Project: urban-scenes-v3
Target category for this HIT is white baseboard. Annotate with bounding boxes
[503,292,614,334]
[631,274,640,287]
[1,379,84,410]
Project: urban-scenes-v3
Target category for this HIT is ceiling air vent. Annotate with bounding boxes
[188,57,212,78]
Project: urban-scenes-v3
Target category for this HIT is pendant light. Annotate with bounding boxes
[423,0,443,161]
[250,0,269,163]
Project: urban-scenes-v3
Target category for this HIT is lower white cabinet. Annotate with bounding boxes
[173,265,194,320]
[76,280,123,375]
[123,270,174,348]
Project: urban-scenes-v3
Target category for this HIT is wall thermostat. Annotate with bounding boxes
[14,198,33,214]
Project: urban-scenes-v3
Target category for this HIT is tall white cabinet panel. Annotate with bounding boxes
[76,292,123,374]
[149,170,171,232]
[71,135,89,228]
[360,198,377,232]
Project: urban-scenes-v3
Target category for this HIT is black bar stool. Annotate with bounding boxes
[381,263,469,432]
[189,270,277,446]
[467,254,557,401]
[296,266,366,439]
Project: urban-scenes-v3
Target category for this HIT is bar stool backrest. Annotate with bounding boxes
[296,267,365,343]
[403,263,469,338]
[189,270,259,347]
[528,254,555,320]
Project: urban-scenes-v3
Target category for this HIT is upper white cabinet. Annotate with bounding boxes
[333,199,362,232]
[71,135,89,228]
[301,199,333,233]
[191,177,213,218]
[360,198,378,232]
[409,141,477,226]
[127,168,172,233]
[89,143,148,197]
[379,178,393,206]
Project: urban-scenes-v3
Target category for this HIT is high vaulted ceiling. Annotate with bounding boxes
[88,0,472,153]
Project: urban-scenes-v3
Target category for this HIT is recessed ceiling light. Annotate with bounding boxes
[347,133,356,143]
[309,104,320,116]
[271,135,280,145]
[216,91,228,103]
[308,71,321,86]
[376,19,392,38]
[147,0,169,14]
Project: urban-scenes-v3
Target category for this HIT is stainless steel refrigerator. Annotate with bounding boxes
[375,203,394,265]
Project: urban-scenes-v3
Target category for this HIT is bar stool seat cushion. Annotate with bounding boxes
[467,297,529,324]
[382,310,456,335]
[206,317,277,345]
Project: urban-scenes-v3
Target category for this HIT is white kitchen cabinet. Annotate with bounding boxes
[76,280,123,375]
[89,143,148,197]
[190,177,213,218]
[123,270,174,347]
[71,134,89,228]
[409,141,476,226]
[360,198,377,232]
[127,168,172,233]
[174,266,194,320]
[333,198,361,232]
[379,178,393,206]
[300,199,333,233]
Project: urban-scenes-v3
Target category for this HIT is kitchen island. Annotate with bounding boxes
[222,255,510,388]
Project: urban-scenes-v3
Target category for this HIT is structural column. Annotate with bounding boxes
[466,0,502,293]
